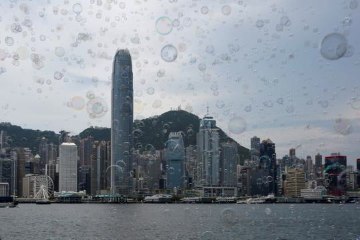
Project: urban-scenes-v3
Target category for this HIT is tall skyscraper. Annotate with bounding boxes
[197,114,220,186]
[59,143,78,192]
[315,153,323,178]
[250,136,260,163]
[111,49,133,195]
[260,139,277,195]
[220,142,238,187]
[165,132,185,190]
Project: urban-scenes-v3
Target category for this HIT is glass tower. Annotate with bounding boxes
[111,49,133,195]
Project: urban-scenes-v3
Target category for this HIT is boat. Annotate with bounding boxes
[180,197,201,203]
[143,194,172,203]
[215,197,237,203]
[246,197,266,204]
[36,199,51,205]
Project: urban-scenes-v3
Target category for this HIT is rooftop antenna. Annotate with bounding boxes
[206,104,209,116]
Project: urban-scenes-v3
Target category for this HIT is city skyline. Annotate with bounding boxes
[0,1,359,165]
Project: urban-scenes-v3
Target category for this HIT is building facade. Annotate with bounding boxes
[324,154,347,196]
[111,49,134,195]
[59,143,78,192]
[197,115,220,186]
[165,132,185,190]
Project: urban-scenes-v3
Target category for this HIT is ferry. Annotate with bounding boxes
[143,194,172,203]
[180,197,201,203]
[215,197,237,203]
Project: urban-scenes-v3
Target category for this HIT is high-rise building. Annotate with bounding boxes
[250,136,260,163]
[0,149,16,196]
[259,139,277,195]
[111,49,134,195]
[15,147,32,197]
[289,148,296,158]
[284,168,305,197]
[315,153,322,178]
[357,158,360,187]
[220,142,238,187]
[185,145,197,189]
[324,154,347,196]
[197,114,220,186]
[90,141,111,196]
[305,156,314,180]
[59,143,78,192]
[165,132,185,190]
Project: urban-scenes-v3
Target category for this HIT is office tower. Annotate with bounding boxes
[78,136,94,192]
[250,136,260,163]
[59,143,78,192]
[0,149,16,196]
[0,182,9,197]
[90,141,111,195]
[315,153,323,178]
[165,132,185,190]
[260,139,277,195]
[197,114,220,186]
[284,168,305,197]
[185,145,197,188]
[111,49,134,195]
[15,147,32,197]
[0,130,8,150]
[357,159,360,187]
[289,148,296,158]
[305,156,314,180]
[38,137,49,174]
[324,153,347,196]
[220,142,238,187]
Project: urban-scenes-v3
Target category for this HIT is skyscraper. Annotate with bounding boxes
[165,132,185,190]
[324,154,347,196]
[59,143,78,192]
[259,139,277,195]
[197,114,220,186]
[250,136,260,163]
[111,49,133,195]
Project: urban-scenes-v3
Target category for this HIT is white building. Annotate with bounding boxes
[0,182,9,197]
[59,143,78,192]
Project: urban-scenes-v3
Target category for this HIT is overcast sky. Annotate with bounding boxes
[0,0,359,165]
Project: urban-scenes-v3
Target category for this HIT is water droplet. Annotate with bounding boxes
[87,97,108,118]
[69,96,85,110]
[198,63,206,72]
[244,105,252,112]
[146,87,155,95]
[350,0,358,9]
[320,33,347,60]
[334,118,352,135]
[201,6,209,14]
[54,71,64,80]
[228,116,246,134]
[156,17,173,35]
[5,37,14,46]
[161,44,178,62]
[256,19,265,28]
[221,5,232,15]
[221,208,239,227]
[72,3,83,14]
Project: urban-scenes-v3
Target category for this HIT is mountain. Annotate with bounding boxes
[0,110,250,163]
[0,122,59,153]
[79,110,250,163]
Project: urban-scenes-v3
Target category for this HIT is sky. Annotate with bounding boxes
[0,0,359,165]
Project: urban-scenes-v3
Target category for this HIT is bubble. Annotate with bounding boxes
[69,96,85,110]
[221,208,239,227]
[216,100,225,109]
[334,118,352,135]
[350,0,358,9]
[206,45,215,54]
[201,6,209,14]
[318,100,329,108]
[152,99,162,108]
[200,231,215,240]
[280,16,291,27]
[221,5,232,15]
[133,129,143,138]
[31,53,44,69]
[276,98,284,105]
[320,33,347,60]
[155,16,173,35]
[228,116,246,134]
[146,87,155,95]
[343,16,352,26]
[86,91,96,99]
[172,19,180,27]
[54,71,64,80]
[39,35,46,41]
[198,63,206,72]
[5,37,14,46]
[11,23,22,33]
[72,3,83,14]
[161,44,178,62]
[168,166,175,174]
[256,20,265,28]
[350,98,360,110]
[87,97,108,118]
[286,105,294,113]
[244,105,252,112]
[265,208,272,215]
[157,69,165,77]
[183,17,192,27]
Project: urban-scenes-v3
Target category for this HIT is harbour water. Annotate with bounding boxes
[0,203,359,240]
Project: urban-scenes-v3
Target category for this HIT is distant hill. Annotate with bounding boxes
[79,110,250,163]
[0,110,250,163]
[0,122,59,153]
